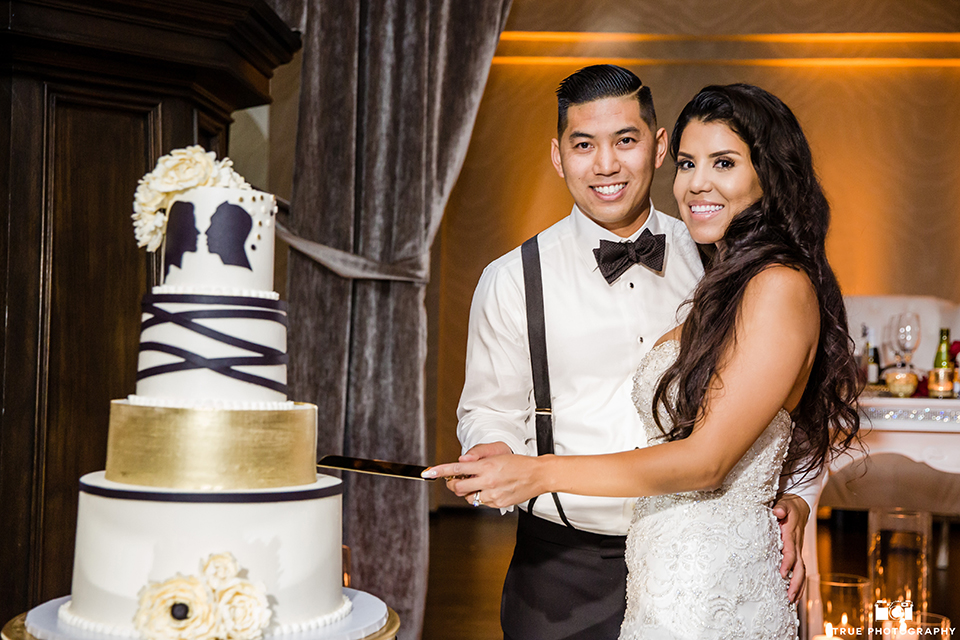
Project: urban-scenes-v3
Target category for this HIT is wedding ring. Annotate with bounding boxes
[472,491,482,507]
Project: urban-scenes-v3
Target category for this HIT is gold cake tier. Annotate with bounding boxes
[105,400,318,490]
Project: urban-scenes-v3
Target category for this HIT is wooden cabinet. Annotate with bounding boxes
[0,1,299,621]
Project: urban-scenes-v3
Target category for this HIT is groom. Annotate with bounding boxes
[450,65,816,639]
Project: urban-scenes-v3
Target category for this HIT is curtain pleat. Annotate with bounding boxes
[265,1,512,637]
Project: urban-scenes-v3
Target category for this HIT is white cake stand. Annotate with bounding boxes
[21,589,392,640]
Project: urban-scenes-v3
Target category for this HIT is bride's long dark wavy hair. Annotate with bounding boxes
[652,84,861,484]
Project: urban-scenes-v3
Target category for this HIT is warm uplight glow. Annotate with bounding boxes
[493,31,960,67]
[499,31,960,45]
[492,56,960,67]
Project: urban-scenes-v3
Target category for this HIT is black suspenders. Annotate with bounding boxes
[520,235,574,529]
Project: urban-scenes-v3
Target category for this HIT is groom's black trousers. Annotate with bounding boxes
[501,509,628,640]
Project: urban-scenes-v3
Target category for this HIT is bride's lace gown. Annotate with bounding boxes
[620,340,799,640]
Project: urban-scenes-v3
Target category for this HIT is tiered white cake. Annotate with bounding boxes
[36,148,353,640]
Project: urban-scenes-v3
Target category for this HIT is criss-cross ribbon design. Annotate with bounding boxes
[137,294,289,395]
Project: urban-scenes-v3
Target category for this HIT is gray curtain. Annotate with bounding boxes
[265,1,512,638]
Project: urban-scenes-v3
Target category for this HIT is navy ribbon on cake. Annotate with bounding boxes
[138,294,289,395]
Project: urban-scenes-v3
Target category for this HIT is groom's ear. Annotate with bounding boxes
[551,138,565,179]
[653,127,668,169]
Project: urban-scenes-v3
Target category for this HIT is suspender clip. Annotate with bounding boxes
[535,408,552,416]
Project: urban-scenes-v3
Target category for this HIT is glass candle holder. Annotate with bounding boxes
[909,612,951,637]
[876,612,951,638]
[868,509,931,613]
[884,368,918,398]
[806,573,872,639]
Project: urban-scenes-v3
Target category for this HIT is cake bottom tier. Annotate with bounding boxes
[63,472,346,637]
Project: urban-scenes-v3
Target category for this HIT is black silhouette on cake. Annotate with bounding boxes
[208,202,254,268]
[163,201,198,278]
[163,200,254,277]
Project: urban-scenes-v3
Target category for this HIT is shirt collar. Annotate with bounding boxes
[571,200,664,268]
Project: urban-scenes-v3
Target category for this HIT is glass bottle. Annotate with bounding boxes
[928,328,954,399]
[865,327,880,385]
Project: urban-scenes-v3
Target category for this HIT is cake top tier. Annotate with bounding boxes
[132,146,278,293]
[161,186,276,292]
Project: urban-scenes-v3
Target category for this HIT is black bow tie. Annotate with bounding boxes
[593,229,666,284]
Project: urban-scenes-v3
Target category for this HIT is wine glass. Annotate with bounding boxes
[896,312,921,370]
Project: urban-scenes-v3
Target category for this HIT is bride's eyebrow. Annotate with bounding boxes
[709,150,743,158]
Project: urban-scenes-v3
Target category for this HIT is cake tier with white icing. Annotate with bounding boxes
[63,472,348,637]
[136,292,288,404]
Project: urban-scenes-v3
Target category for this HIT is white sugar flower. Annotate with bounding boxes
[133,574,219,640]
[216,579,272,640]
[147,146,218,193]
[131,146,252,252]
[214,158,252,191]
[132,208,167,251]
[201,552,241,593]
[132,179,170,250]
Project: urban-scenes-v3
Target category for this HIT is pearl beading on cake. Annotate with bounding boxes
[58,601,139,638]
[57,594,354,639]
[126,395,295,411]
[264,595,353,636]
[152,285,280,301]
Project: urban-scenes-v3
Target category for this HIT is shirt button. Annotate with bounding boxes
[629,282,635,289]
[637,336,644,344]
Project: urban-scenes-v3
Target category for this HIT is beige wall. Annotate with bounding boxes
[433,0,960,505]
[230,2,960,507]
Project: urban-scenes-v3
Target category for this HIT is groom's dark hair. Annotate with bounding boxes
[556,64,657,137]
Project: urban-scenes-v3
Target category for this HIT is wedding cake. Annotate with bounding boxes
[28,147,360,640]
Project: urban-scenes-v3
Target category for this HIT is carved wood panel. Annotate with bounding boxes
[33,87,159,602]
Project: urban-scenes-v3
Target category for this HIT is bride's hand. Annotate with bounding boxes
[773,493,810,603]
[423,453,549,509]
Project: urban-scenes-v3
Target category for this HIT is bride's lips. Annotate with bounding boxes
[591,182,627,201]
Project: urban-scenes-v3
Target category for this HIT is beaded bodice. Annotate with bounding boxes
[620,339,798,640]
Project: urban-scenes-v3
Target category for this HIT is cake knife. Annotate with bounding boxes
[317,455,433,480]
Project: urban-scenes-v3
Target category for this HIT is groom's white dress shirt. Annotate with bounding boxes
[457,204,703,535]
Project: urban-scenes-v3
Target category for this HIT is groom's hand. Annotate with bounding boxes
[460,441,513,462]
[773,493,810,603]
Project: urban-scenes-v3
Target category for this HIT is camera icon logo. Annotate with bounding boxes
[874,599,913,622]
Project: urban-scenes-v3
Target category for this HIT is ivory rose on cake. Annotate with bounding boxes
[201,552,241,593]
[149,146,218,194]
[212,157,252,191]
[216,580,273,640]
[133,574,219,640]
[132,178,170,251]
[132,146,251,251]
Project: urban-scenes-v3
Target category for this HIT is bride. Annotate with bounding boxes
[428,83,861,638]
